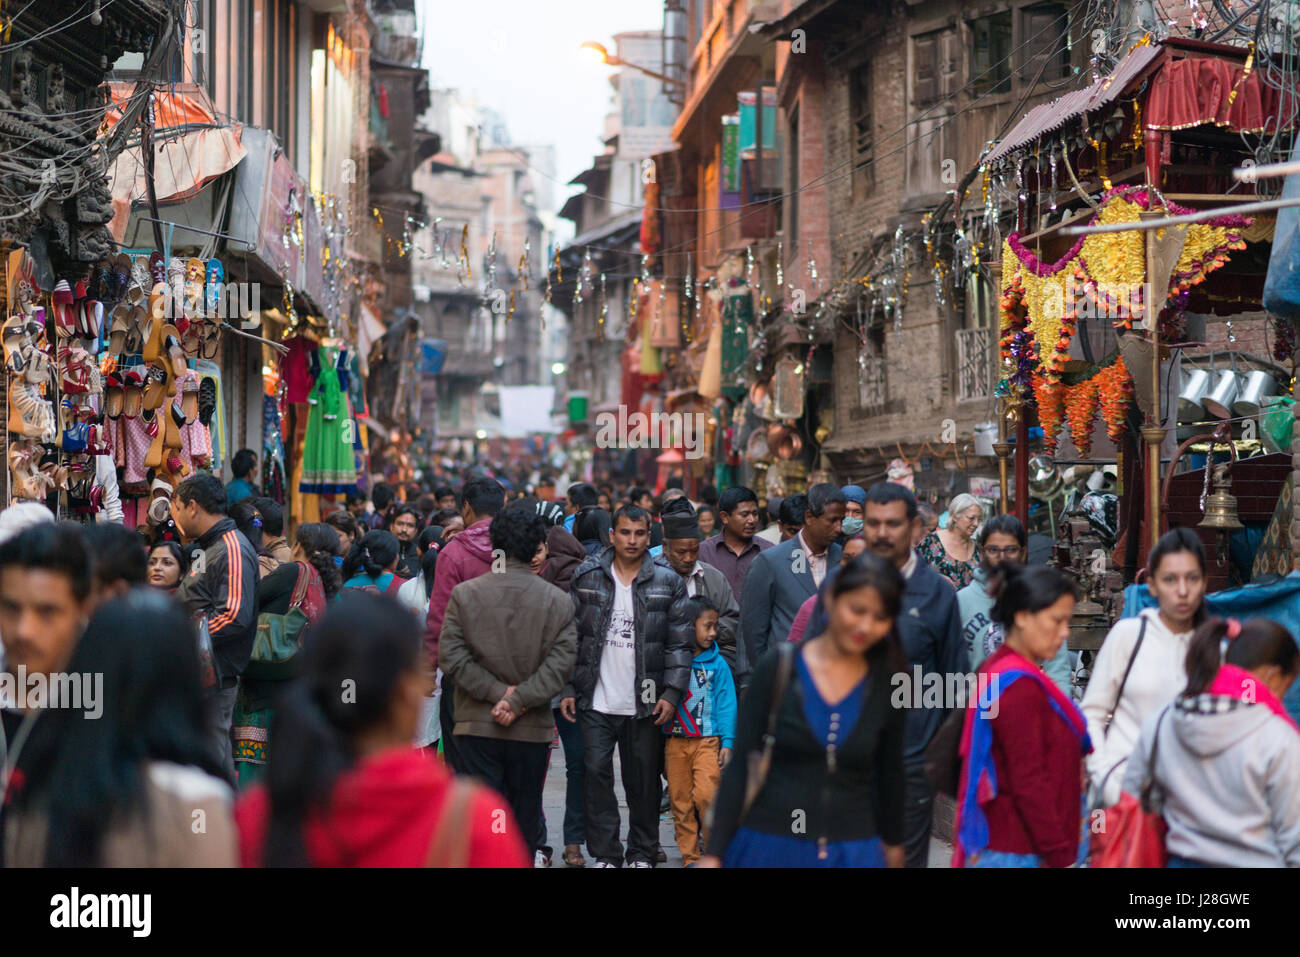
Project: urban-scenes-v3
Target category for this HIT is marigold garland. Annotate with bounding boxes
[1032,372,1065,453]
[1064,377,1100,456]
[1000,185,1250,367]
[1095,357,1134,443]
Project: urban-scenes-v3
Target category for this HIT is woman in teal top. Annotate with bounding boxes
[341,530,405,596]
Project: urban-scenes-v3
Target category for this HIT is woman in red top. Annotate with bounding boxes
[236,592,528,867]
[953,564,1090,868]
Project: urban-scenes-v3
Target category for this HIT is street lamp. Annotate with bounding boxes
[580,41,685,89]
[551,361,567,376]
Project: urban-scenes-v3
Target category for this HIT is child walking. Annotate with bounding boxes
[664,596,738,866]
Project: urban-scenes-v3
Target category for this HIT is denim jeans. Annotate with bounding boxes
[210,683,237,785]
[554,707,585,845]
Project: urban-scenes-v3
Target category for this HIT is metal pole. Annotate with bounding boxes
[1141,207,1164,553]
[1015,406,1029,527]
[1061,195,1300,236]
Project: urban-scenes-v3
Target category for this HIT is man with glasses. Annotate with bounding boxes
[958,514,1073,694]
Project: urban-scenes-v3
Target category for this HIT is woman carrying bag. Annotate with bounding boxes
[952,564,1091,868]
[1120,617,1300,867]
[1081,529,1207,809]
[699,553,907,868]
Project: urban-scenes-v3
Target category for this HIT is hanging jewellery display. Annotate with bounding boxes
[597,272,608,342]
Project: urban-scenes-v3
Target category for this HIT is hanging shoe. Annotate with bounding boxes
[198,376,216,426]
[51,279,76,339]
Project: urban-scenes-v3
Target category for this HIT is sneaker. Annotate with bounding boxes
[628,860,652,868]
[592,860,616,868]
[534,848,552,868]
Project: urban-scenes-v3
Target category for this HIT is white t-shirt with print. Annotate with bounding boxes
[592,577,637,716]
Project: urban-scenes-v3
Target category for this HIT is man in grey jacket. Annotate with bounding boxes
[656,497,747,689]
[440,501,577,866]
[560,505,693,868]
[739,483,845,664]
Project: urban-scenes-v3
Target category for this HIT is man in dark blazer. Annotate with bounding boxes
[863,480,965,869]
[739,483,846,664]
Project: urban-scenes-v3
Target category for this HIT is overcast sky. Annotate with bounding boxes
[419,0,666,235]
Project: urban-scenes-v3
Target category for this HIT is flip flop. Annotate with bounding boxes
[121,367,144,418]
[145,408,166,469]
[103,372,124,419]
[180,373,199,424]
[164,395,185,451]
[142,364,168,411]
[162,323,186,378]
[107,310,132,354]
[201,321,221,360]
[142,291,165,362]
[205,258,224,316]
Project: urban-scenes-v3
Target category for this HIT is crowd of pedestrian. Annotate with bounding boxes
[1,460,1297,870]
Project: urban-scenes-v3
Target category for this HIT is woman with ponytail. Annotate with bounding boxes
[233,523,339,787]
[1082,528,1208,808]
[953,564,1091,868]
[1121,617,1300,867]
[235,593,529,867]
[341,529,404,596]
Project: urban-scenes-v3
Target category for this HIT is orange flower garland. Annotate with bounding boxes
[1095,358,1134,442]
[1064,377,1100,456]
[1032,372,1065,453]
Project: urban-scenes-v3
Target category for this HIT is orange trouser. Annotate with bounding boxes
[664,735,721,865]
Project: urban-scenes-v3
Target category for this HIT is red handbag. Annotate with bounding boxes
[1090,707,1169,867]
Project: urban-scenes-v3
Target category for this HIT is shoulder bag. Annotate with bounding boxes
[1090,616,1148,805]
[1090,706,1169,868]
[740,643,797,822]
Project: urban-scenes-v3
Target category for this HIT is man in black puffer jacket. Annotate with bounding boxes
[560,504,693,868]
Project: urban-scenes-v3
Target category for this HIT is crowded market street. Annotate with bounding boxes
[1,0,1300,940]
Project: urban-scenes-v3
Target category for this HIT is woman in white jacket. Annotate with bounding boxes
[1123,617,1300,867]
[1081,529,1206,807]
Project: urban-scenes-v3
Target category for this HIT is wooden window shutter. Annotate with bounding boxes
[913,34,937,107]
[1022,5,1067,80]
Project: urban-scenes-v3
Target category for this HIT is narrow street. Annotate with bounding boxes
[539,737,953,868]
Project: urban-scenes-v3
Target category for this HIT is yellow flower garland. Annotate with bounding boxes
[1001,189,1248,363]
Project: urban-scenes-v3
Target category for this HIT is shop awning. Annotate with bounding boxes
[984,38,1293,168]
[984,43,1162,166]
[103,84,246,242]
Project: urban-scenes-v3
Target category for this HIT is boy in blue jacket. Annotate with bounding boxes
[664,596,737,866]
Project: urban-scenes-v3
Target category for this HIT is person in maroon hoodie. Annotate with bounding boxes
[953,563,1090,868]
[424,477,506,774]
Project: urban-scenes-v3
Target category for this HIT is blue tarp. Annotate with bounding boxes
[1121,572,1300,722]
[1263,140,1300,317]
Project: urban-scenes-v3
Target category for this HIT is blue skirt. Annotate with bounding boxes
[722,827,886,868]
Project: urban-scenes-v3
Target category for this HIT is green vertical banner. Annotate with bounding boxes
[721,116,740,192]
[721,292,751,400]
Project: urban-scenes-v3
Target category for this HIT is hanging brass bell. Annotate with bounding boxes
[1199,465,1244,531]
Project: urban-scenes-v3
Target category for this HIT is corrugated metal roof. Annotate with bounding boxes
[984,43,1163,165]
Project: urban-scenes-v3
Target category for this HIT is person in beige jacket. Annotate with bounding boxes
[4,589,237,867]
[439,500,577,868]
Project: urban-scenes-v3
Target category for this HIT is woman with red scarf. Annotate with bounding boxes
[1122,617,1300,868]
[236,592,528,867]
[953,564,1091,867]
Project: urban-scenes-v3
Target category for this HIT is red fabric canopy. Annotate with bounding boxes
[1146,54,1294,133]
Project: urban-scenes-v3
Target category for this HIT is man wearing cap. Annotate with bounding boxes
[656,498,746,687]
